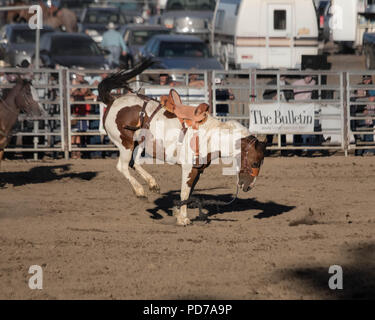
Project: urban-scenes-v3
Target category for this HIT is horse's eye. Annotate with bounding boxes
[252,162,260,168]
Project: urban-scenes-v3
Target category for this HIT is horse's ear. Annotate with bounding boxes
[245,135,257,145]
[257,135,268,144]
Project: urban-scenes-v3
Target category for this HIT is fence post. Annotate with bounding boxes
[207,70,213,115]
[342,71,349,156]
[61,68,70,160]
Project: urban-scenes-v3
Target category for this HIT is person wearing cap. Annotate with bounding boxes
[101,22,128,69]
[215,76,234,119]
[70,70,96,159]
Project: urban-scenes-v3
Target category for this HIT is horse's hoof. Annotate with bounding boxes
[136,194,148,200]
[149,184,160,194]
[176,217,191,226]
[133,189,147,199]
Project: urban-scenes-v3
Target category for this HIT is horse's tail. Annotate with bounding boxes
[98,57,154,105]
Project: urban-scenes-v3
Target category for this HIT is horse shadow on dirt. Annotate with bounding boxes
[0,164,97,187]
[147,189,295,222]
[275,242,375,299]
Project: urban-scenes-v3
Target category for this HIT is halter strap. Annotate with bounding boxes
[242,137,261,177]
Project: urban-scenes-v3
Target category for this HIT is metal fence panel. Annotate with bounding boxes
[3,67,369,158]
[346,71,375,156]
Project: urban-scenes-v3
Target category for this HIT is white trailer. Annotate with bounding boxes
[211,0,320,69]
[329,0,375,52]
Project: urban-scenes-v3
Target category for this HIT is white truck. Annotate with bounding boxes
[211,0,325,70]
[326,0,375,54]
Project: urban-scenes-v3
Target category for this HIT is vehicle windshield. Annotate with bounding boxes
[51,37,102,56]
[166,0,215,11]
[131,30,170,45]
[10,29,52,44]
[159,41,210,58]
[83,10,126,24]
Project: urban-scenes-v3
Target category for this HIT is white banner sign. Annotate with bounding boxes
[249,102,315,133]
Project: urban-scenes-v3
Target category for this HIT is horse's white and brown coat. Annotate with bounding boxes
[104,91,263,225]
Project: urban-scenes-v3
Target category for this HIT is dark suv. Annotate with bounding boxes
[37,32,109,69]
[0,24,54,66]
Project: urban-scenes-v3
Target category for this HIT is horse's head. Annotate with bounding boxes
[14,78,44,116]
[238,135,267,192]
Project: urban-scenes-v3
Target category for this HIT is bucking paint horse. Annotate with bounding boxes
[0,78,44,165]
[98,59,267,225]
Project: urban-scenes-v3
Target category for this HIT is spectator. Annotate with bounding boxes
[263,75,294,101]
[293,75,316,101]
[90,72,113,158]
[159,73,172,86]
[101,22,128,69]
[263,75,294,146]
[158,73,180,87]
[293,75,317,147]
[353,75,375,156]
[363,97,375,156]
[188,73,204,87]
[71,72,96,159]
[215,77,234,118]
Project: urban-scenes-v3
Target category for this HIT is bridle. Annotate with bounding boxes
[19,83,39,114]
[241,137,263,177]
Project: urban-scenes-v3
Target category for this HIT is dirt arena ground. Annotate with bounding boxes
[0,155,374,300]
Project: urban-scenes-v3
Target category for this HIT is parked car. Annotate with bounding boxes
[78,7,129,43]
[156,0,216,42]
[139,34,223,81]
[0,24,55,67]
[35,32,109,69]
[107,0,157,24]
[119,24,171,68]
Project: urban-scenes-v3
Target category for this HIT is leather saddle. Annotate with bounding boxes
[160,89,209,130]
[160,89,209,168]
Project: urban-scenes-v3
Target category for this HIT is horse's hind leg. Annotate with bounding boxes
[117,148,146,198]
[133,164,160,193]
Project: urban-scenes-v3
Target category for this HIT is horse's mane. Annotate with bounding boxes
[98,58,154,105]
[205,116,250,138]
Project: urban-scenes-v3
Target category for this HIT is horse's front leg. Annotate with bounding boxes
[176,165,201,226]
